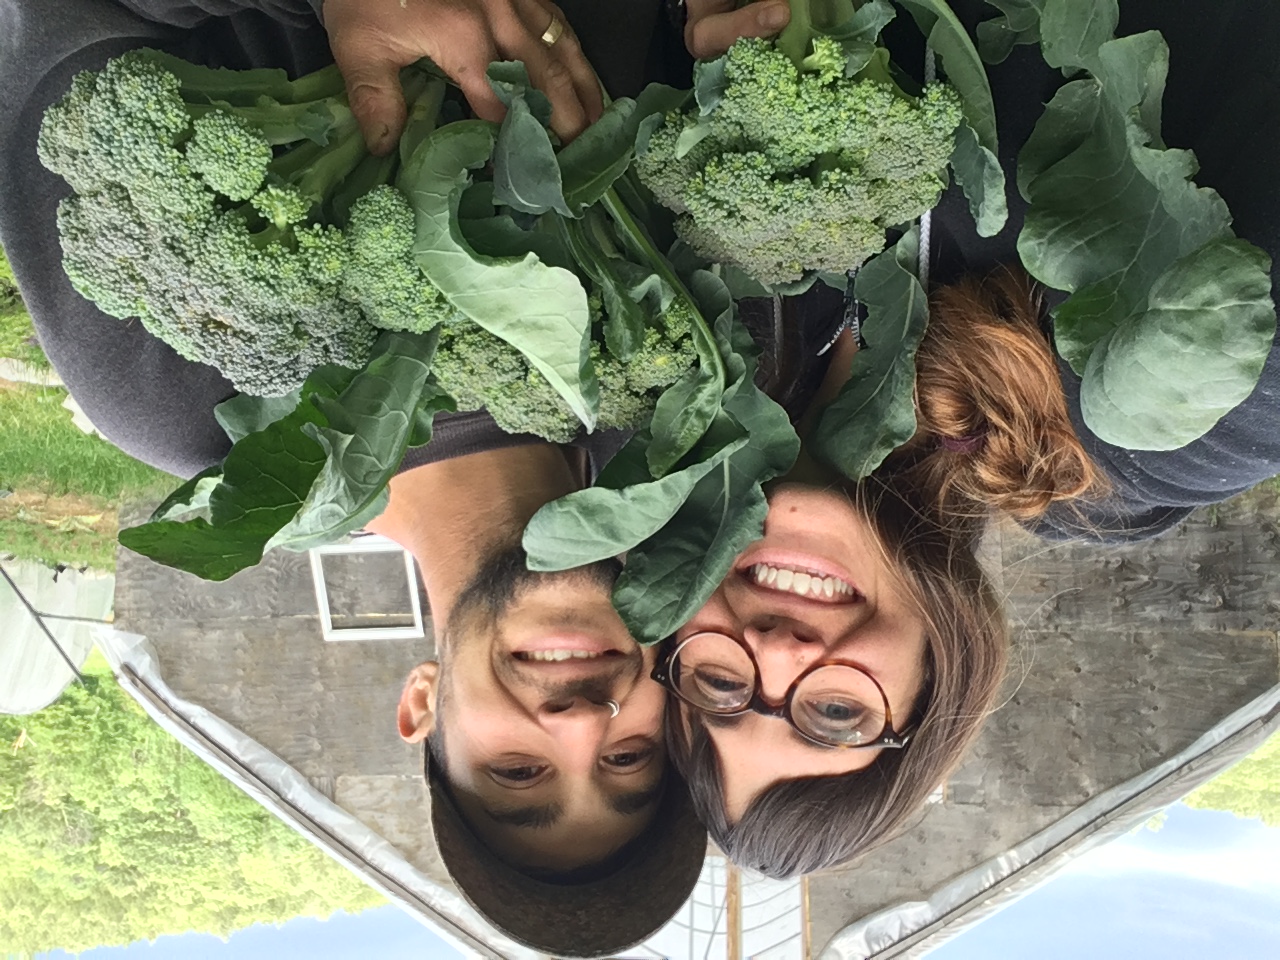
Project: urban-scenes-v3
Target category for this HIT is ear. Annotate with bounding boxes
[397,661,439,743]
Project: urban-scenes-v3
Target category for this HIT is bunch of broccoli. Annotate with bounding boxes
[635,0,964,286]
[38,49,698,441]
[37,50,411,396]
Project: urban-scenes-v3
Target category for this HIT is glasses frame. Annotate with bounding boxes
[652,632,913,750]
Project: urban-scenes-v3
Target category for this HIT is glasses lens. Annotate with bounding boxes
[672,633,755,712]
[791,665,887,746]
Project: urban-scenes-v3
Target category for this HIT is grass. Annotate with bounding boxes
[0,247,49,371]
[0,385,172,569]
[1,245,173,569]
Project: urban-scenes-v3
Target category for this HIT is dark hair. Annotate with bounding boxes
[665,478,1007,878]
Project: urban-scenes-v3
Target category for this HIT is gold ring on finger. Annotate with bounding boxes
[540,14,565,46]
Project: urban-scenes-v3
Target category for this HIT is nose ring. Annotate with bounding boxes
[604,699,620,718]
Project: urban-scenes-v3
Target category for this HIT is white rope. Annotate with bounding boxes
[918,47,938,292]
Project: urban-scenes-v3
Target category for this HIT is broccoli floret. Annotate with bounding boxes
[38,49,448,396]
[432,303,698,443]
[635,6,965,285]
[433,321,582,443]
[625,325,698,393]
[342,185,460,333]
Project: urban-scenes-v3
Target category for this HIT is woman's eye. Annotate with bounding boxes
[807,699,865,725]
[490,765,547,783]
[694,668,748,694]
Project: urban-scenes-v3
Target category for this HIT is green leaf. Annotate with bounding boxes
[459,214,576,269]
[557,215,649,361]
[693,57,729,116]
[645,271,733,476]
[522,430,749,570]
[977,0,1042,64]
[486,61,552,126]
[147,466,223,523]
[269,330,441,551]
[1037,0,1117,73]
[118,370,345,580]
[897,0,999,152]
[407,380,457,448]
[1018,32,1232,374]
[492,95,572,217]
[612,380,799,645]
[558,98,639,216]
[403,119,599,428]
[214,390,302,444]
[1078,238,1276,451]
[949,122,1008,237]
[829,0,897,42]
[811,229,929,479]
[634,84,693,157]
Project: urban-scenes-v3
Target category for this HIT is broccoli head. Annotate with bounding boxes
[432,294,698,444]
[635,24,964,285]
[38,48,449,396]
[343,185,461,334]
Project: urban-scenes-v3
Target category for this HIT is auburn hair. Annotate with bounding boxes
[889,266,1106,521]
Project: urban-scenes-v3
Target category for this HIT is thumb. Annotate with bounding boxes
[334,55,408,156]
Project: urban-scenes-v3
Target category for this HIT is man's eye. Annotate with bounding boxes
[602,747,654,770]
[490,765,547,783]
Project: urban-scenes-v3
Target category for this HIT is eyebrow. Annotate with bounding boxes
[481,787,660,829]
[481,803,563,829]
[610,785,663,816]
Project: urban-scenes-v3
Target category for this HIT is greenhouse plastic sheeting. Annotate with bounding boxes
[819,682,1280,960]
[95,626,549,960]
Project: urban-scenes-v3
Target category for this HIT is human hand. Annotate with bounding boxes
[683,0,791,60]
[322,0,604,154]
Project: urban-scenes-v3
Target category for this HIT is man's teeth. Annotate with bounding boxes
[748,564,856,600]
[518,650,607,662]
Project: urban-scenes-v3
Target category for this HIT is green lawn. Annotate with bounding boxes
[0,247,49,371]
[1,246,171,569]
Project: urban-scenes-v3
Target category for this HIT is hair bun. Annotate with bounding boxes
[888,267,1105,521]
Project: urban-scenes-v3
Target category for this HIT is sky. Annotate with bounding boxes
[930,803,1280,960]
[34,803,1279,960]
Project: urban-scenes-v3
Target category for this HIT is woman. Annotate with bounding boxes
[658,0,1280,877]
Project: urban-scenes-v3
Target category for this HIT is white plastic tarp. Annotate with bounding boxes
[94,626,550,960]
[819,683,1280,960]
[0,561,113,714]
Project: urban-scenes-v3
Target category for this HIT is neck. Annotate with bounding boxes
[787,326,858,484]
[366,444,579,626]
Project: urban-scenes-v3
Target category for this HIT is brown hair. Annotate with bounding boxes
[665,478,1008,878]
[889,267,1106,521]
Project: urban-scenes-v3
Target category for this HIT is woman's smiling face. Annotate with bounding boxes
[672,483,930,821]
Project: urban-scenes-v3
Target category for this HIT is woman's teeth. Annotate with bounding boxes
[515,650,608,662]
[747,564,857,600]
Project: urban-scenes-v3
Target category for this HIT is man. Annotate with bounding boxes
[0,0,705,953]
[367,428,706,955]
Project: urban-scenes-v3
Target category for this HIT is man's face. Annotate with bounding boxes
[401,549,666,874]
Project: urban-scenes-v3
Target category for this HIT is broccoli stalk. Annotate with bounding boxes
[635,0,964,286]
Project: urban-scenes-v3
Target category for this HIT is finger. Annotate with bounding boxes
[330,45,411,156]
[529,0,609,126]
[685,0,791,60]
[491,5,589,141]
[410,11,508,125]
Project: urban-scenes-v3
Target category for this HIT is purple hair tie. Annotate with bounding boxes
[938,431,987,454]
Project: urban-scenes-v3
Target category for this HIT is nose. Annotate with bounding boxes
[538,697,614,771]
[745,618,825,702]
